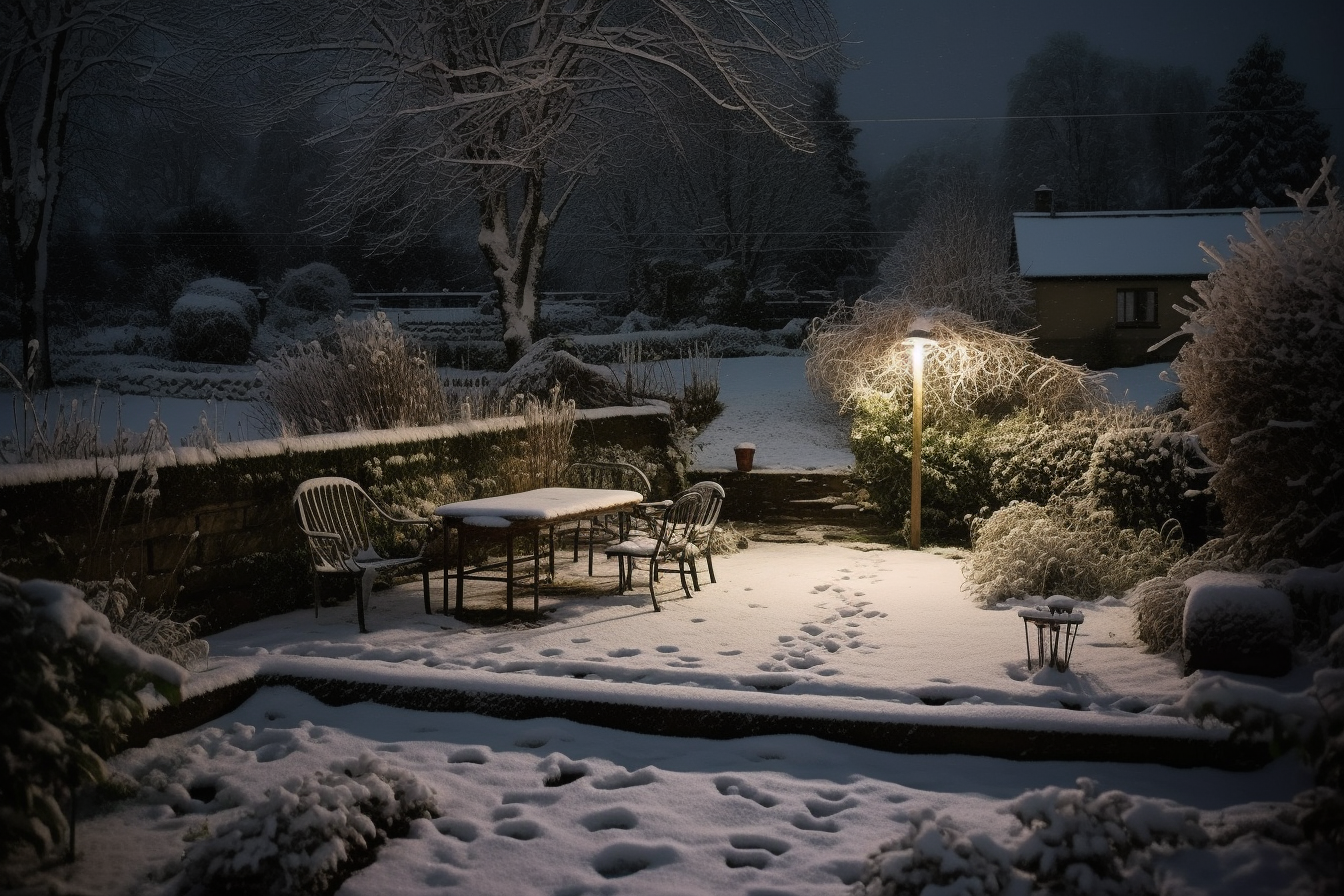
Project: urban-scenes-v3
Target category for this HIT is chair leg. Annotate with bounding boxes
[356,573,370,634]
[705,551,716,584]
[678,560,694,599]
[312,574,321,618]
[687,557,701,592]
[648,560,660,612]
[422,568,431,615]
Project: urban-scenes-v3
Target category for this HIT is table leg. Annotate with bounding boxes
[532,528,541,615]
[455,524,466,617]
[506,534,515,617]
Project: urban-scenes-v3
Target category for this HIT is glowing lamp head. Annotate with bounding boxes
[902,316,938,349]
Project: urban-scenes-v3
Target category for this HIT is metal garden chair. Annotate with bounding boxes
[293,477,433,633]
[604,489,703,612]
[560,461,653,576]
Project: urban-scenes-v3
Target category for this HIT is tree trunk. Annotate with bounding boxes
[477,170,554,367]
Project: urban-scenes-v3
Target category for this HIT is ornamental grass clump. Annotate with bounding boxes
[965,497,1184,606]
[260,313,449,435]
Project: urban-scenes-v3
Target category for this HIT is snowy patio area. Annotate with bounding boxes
[33,541,1317,896]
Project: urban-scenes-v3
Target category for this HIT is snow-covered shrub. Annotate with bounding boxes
[850,400,995,544]
[140,257,209,322]
[988,409,1114,507]
[184,277,260,331]
[1182,571,1294,676]
[1083,412,1211,538]
[170,293,253,365]
[1129,548,1245,652]
[1010,777,1208,893]
[177,753,437,896]
[488,386,577,494]
[74,575,207,669]
[273,262,353,315]
[498,336,627,409]
[965,497,1183,605]
[857,781,1211,896]
[853,808,1022,895]
[1167,159,1344,567]
[259,313,448,435]
[0,574,186,860]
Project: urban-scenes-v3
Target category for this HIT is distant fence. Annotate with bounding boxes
[354,291,623,311]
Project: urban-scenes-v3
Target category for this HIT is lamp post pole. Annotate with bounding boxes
[902,317,936,551]
[910,341,924,550]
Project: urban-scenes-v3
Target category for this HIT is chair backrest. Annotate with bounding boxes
[294,477,375,572]
[683,481,725,541]
[655,489,704,553]
[564,461,651,497]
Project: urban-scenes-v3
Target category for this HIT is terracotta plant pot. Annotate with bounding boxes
[734,443,755,473]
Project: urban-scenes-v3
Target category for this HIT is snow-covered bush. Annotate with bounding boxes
[1129,549,1244,652]
[1167,159,1344,567]
[74,575,208,669]
[273,262,353,315]
[259,313,448,435]
[1010,777,1208,893]
[856,780,1211,896]
[177,753,436,896]
[853,808,1022,895]
[0,574,186,860]
[988,409,1115,507]
[850,400,995,543]
[1083,413,1211,538]
[965,497,1183,605]
[140,257,209,322]
[1182,571,1293,676]
[184,277,260,331]
[497,336,627,409]
[870,176,1034,332]
[170,293,253,365]
[811,306,1106,546]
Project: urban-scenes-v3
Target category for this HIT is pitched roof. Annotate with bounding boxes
[1013,207,1303,278]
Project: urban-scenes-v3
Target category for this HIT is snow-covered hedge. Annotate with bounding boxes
[185,277,260,332]
[273,262,353,315]
[140,257,208,322]
[0,574,186,860]
[1169,160,1344,567]
[170,293,253,365]
[177,753,436,896]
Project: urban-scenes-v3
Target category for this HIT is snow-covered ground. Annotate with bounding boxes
[10,353,1326,895]
[18,541,1324,895]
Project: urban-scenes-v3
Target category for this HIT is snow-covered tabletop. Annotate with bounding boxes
[436,487,644,523]
[435,488,645,617]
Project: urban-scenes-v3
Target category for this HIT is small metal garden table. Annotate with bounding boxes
[1017,596,1084,672]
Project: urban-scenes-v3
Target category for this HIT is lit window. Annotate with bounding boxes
[1116,289,1158,326]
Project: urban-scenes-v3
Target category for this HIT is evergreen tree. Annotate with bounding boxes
[807,80,877,290]
[1185,35,1330,209]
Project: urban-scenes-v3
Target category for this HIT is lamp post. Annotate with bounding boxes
[902,318,937,550]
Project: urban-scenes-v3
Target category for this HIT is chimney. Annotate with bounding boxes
[1034,185,1054,214]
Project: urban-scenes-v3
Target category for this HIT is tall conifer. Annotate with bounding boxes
[1185,35,1330,208]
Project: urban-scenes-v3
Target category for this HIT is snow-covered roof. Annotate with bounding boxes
[1014,207,1303,278]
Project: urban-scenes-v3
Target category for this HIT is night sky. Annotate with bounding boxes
[828,0,1344,177]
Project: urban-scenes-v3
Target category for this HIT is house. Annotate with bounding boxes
[1013,197,1301,367]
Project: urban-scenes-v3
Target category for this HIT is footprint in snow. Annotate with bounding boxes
[655,645,679,653]
[490,644,514,653]
[539,648,563,657]
[608,647,641,658]
[813,583,832,592]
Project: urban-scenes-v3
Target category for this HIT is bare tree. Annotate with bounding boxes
[2,1,215,390]
[871,176,1033,333]
[250,0,843,364]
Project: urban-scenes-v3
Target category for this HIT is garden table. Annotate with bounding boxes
[435,487,643,618]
